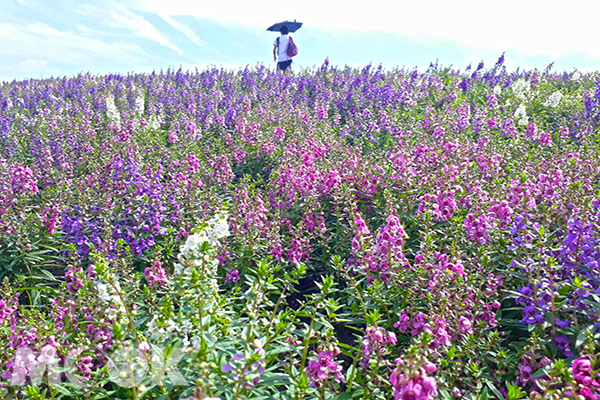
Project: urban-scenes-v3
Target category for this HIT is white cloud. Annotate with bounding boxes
[105,2,183,54]
[159,14,205,46]
[17,58,49,71]
[0,22,145,64]
[132,0,600,59]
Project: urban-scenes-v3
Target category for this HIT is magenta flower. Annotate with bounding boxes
[361,326,397,367]
[144,259,167,287]
[306,348,344,387]
[457,315,473,335]
[167,130,179,143]
[390,358,438,400]
[0,296,17,325]
[65,267,84,291]
[572,356,599,390]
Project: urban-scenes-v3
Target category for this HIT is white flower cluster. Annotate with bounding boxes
[96,281,126,319]
[146,316,201,353]
[106,95,121,124]
[145,213,230,349]
[572,71,581,81]
[148,114,162,131]
[544,91,563,108]
[493,85,502,96]
[146,316,179,342]
[514,104,529,126]
[174,213,230,277]
[134,95,145,115]
[512,79,531,101]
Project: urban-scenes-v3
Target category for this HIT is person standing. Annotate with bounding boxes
[273,26,292,72]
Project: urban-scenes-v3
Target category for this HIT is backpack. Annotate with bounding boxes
[287,36,298,58]
[277,36,298,58]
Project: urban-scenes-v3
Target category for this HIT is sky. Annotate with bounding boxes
[2,0,600,81]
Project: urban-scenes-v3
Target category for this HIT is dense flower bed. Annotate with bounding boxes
[0,57,599,399]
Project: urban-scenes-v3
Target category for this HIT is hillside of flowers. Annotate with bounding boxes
[1,56,599,400]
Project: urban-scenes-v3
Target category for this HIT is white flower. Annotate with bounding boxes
[148,115,162,130]
[179,213,230,256]
[572,71,581,81]
[493,85,502,96]
[106,95,121,124]
[106,307,119,320]
[179,231,209,259]
[164,319,177,333]
[209,213,230,241]
[147,316,179,341]
[512,79,529,91]
[6,98,13,108]
[96,281,125,315]
[544,91,563,108]
[512,79,530,101]
[207,258,219,276]
[173,262,185,275]
[134,95,145,115]
[96,283,112,302]
[514,104,529,126]
[174,213,229,279]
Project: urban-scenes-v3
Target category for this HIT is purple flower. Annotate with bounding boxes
[225,269,240,283]
[496,53,505,66]
[521,305,544,324]
[556,319,571,328]
[555,335,575,358]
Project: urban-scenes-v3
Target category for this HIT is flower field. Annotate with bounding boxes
[0,57,599,400]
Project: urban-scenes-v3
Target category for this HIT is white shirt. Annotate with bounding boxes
[273,35,291,62]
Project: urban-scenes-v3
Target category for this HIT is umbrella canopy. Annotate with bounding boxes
[266,20,303,33]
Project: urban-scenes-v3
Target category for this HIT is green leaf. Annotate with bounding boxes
[486,381,505,399]
[575,325,594,349]
[446,346,456,359]
[507,382,527,400]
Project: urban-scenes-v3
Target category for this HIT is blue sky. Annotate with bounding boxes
[2,0,599,81]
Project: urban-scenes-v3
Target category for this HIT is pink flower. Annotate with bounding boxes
[144,259,167,287]
[138,342,150,352]
[0,297,17,325]
[360,326,397,367]
[306,348,344,387]
[391,358,438,400]
[394,311,410,332]
[65,267,84,291]
[167,130,179,143]
[187,154,200,172]
[11,165,38,195]
[428,319,451,349]
[457,316,473,335]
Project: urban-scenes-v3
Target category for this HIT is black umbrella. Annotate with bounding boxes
[266,20,302,33]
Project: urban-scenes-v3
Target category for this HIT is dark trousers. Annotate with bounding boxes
[277,60,292,71]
